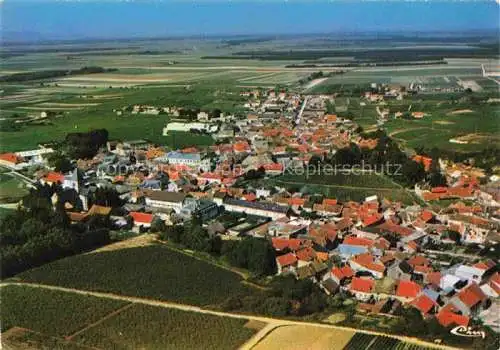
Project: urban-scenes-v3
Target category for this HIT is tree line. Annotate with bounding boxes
[0,67,118,83]
[0,185,111,278]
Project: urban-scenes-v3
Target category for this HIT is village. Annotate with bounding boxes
[0,85,499,337]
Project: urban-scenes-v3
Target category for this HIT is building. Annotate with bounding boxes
[162,122,218,135]
[179,198,220,222]
[159,151,211,172]
[223,198,289,220]
[144,190,187,213]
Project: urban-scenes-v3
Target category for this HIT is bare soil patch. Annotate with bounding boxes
[88,234,155,254]
[448,109,473,115]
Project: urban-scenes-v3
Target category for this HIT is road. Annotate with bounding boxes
[295,95,309,125]
[303,77,328,92]
[1,282,458,350]
[481,64,500,86]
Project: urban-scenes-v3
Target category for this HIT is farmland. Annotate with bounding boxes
[253,325,355,350]
[1,284,127,336]
[343,333,435,350]
[1,35,499,154]
[15,244,256,306]
[74,304,256,350]
[1,284,257,350]
[251,172,419,204]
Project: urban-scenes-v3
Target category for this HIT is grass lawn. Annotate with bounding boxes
[0,173,29,203]
[74,304,257,350]
[15,244,256,306]
[1,285,128,336]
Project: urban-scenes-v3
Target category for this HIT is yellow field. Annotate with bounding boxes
[253,325,355,350]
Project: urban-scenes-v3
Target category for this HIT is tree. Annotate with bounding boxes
[401,160,426,186]
[428,159,447,187]
[226,237,277,276]
[89,187,123,208]
[0,119,21,132]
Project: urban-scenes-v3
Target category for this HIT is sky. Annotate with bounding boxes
[2,1,499,41]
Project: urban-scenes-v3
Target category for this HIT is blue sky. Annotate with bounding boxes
[2,1,499,41]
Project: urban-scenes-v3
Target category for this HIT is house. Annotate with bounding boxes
[436,305,470,328]
[450,282,488,316]
[271,238,303,252]
[410,294,437,316]
[321,278,340,296]
[276,253,298,275]
[87,204,112,216]
[349,277,375,301]
[412,155,433,171]
[387,260,413,281]
[349,253,386,279]
[329,265,355,285]
[396,280,422,300]
[129,211,154,230]
[0,153,24,169]
[143,190,187,213]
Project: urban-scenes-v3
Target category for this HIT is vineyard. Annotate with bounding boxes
[342,333,435,350]
[1,285,256,350]
[16,244,256,306]
[261,174,418,204]
[1,285,127,336]
[74,304,257,350]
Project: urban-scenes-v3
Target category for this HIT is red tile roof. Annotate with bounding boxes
[407,255,429,267]
[0,153,22,164]
[420,210,433,222]
[288,197,306,206]
[262,163,284,172]
[295,247,316,261]
[332,265,354,280]
[413,155,432,171]
[350,277,375,293]
[427,272,442,287]
[45,172,65,183]
[276,253,298,267]
[396,280,422,298]
[411,294,436,315]
[271,238,302,252]
[432,187,448,193]
[437,309,469,328]
[457,283,487,308]
[362,213,383,227]
[129,211,154,224]
[351,253,386,273]
[343,236,374,247]
[323,198,338,206]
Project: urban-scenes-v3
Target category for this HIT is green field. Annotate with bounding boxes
[0,173,29,203]
[74,304,256,350]
[1,285,127,336]
[15,244,255,306]
[251,172,419,204]
[2,284,257,350]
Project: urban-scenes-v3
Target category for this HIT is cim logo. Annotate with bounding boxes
[450,326,486,339]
